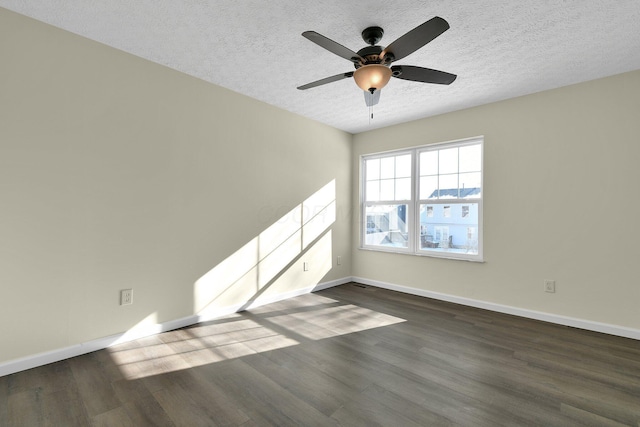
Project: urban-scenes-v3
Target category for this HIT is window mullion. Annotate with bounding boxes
[411,148,418,253]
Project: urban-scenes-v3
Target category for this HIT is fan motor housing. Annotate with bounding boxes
[355,45,389,69]
[356,26,396,68]
[357,45,382,61]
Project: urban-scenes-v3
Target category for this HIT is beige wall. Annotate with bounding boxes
[353,70,640,331]
[2,6,639,367]
[0,9,352,364]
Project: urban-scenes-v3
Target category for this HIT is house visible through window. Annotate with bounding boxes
[361,137,483,261]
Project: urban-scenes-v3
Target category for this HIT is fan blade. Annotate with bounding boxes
[302,31,365,64]
[364,90,381,107]
[381,17,450,62]
[391,65,456,85]
[297,72,354,90]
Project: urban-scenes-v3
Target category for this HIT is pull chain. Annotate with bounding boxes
[368,89,375,124]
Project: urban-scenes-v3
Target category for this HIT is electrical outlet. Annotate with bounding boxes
[337,256,342,265]
[303,262,309,271]
[544,280,556,293]
[121,289,133,305]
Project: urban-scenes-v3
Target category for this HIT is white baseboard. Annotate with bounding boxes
[352,276,640,341]
[7,274,634,378]
[0,277,350,377]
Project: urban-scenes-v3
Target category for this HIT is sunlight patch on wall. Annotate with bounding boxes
[110,312,159,345]
[194,180,336,318]
[303,201,336,249]
[263,231,333,298]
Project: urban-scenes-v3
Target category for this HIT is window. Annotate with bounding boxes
[361,137,483,261]
[363,152,412,250]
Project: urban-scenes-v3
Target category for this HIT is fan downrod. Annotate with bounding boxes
[361,26,384,46]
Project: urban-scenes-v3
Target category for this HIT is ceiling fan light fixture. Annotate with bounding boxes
[353,64,392,92]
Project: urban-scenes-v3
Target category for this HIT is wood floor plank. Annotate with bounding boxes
[514,346,640,394]
[111,378,175,426]
[171,368,251,426]
[333,333,534,425]
[67,352,122,418]
[7,390,42,426]
[240,348,355,417]
[153,382,220,427]
[343,382,453,426]
[2,282,639,426]
[0,374,8,425]
[122,395,175,427]
[560,402,633,427]
[40,386,90,426]
[3,361,90,426]
[7,361,75,397]
[198,358,334,426]
[274,337,377,393]
[322,285,638,426]
[91,406,134,427]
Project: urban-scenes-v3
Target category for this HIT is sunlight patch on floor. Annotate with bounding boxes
[107,293,405,380]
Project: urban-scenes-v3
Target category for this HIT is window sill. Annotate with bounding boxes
[359,246,484,263]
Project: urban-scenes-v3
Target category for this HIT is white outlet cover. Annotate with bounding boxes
[544,280,556,293]
[120,289,133,305]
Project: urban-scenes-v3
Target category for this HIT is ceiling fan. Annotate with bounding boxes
[297,16,456,107]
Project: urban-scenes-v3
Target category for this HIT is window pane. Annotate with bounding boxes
[380,157,395,179]
[438,174,459,198]
[395,177,411,200]
[366,180,379,202]
[364,204,409,249]
[380,179,394,200]
[420,151,438,176]
[395,154,412,178]
[420,176,438,200]
[366,158,380,180]
[419,202,479,255]
[459,172,482,197]
[459,144,481,173]
[439,147,458,174]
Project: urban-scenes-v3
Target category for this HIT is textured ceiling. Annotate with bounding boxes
[2,1,640,134]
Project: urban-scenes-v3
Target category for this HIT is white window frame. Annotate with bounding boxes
[360,136,483,262]
[360,149,415,253]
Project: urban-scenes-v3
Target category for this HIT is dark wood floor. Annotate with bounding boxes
[2,283,639,426]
